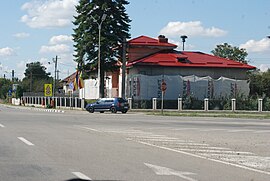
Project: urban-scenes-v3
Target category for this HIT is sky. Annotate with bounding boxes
[0,0,270,80]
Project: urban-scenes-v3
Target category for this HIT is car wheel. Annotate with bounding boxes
[121,110,127,114]
[88,107,94,113]
[111,107,117,113]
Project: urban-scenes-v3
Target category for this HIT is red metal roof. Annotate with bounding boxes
[127,51,255,69]
[128,35,177,48]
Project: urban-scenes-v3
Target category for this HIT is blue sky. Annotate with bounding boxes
[0,0,270,80]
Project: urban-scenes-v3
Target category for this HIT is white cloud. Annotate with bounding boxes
[259,64,270,72]
[169,39,195,51]
[0,47,16,57]
[49,35,73,45]
[160,21,227,38]
[40,44,71,54]
[21,0,79,28]
[13,32,30,39]
[240,38,270,53]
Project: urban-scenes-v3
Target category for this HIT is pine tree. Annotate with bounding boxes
[72,0,131,98]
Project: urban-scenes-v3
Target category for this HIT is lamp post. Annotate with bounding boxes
[121,37,127,98]
[92,13,107,98]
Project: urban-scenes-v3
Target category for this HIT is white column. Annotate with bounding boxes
[128,98,132,110]
[231,98,236,112]
[152,98,157,110]
[178,98,183,111]
[258,98,263,112]
[204,98,209,111]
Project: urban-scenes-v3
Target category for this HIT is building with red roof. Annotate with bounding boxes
[126,35,255,80]
[120,35,255,100]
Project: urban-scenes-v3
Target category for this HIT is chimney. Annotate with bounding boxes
[158,35,168,43]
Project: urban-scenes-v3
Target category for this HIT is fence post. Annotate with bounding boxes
[128,98,132,110]
[204,98,209,111]
[64,97,67,107]
[258,98,263,112]
[81,98,85,109]
[178,98,182,111]
[231,98,236,112]
[152,98,157,110]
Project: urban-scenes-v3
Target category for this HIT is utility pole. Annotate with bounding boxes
[121,37,127,98]
[26,63,33,92]
[52,55,59,97]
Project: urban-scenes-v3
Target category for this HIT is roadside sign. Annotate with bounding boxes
[161,80,167,92]
[44,84,52,97]
[161,80,166,115]
[8,89,12,97]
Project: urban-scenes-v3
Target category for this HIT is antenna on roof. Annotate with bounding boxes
[180,35,188,51]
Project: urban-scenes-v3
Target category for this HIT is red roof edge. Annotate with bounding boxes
[128,35,177,48]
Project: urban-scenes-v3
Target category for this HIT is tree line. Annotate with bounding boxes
[0,62,54,100]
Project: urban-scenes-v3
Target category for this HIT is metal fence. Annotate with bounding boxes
[20,96,269,113]
[22,96,85,109]
[128,97,268,112]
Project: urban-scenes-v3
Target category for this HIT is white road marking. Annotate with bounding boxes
[72,172,92,180]
[76,126,102,133]
[173,142,209,146]
[253,130,270,133]
[133,135,169,138]
[17,137,34,146]
[227,129,254,133]
[144,163,197,181]
[173,128,199,131]
[138,141,270,176]
[177,146,230,150]
[200,129,227,132]
[199,154,270,170]
[0,124,5,128]
[175,149,253,155]
[107,130,151,134]
[135,138,189,142]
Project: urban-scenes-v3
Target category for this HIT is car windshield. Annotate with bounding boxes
[118,98,126,103]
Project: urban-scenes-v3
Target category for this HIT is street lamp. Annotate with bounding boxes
[92,13,107,98]
[180,35,188,51]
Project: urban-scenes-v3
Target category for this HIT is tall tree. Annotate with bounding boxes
[211,43,248,63]
[22,62,52,92]
[0,78,12,99]
[248,69,270,97]
[73,0,131,97]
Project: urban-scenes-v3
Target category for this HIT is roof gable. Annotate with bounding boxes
[128,35,177,48]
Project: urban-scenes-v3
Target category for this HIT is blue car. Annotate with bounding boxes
[86,97,129,114]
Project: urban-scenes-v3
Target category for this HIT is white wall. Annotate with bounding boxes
[12,98,21,105]
[79,77,113,99]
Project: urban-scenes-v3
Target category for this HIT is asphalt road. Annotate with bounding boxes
[0,104,270,181]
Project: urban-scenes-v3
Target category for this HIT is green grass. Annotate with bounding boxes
[138,110,270,119]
